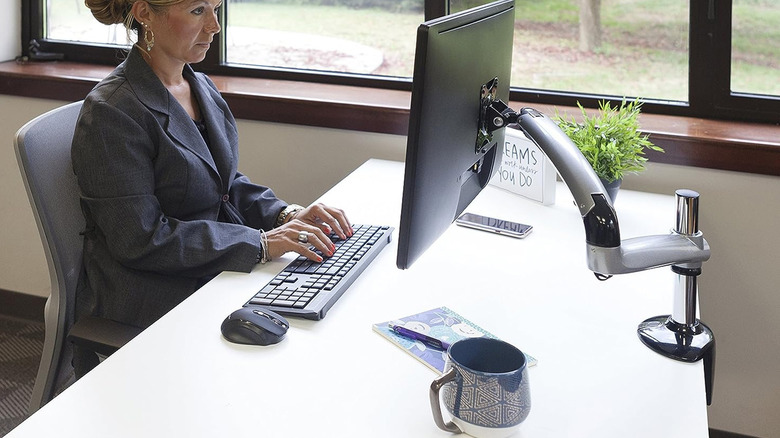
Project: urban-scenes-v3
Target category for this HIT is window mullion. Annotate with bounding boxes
[689,0,732,118]
[425,0,449,21]
[21,0,44,59]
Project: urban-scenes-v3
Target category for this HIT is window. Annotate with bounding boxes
[46,0,132,46]
[23,0,780,123]
[730,0,780,96]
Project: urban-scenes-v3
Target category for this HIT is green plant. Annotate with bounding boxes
[555,99,664,183]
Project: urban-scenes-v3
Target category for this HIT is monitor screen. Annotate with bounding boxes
[396,0,516,269]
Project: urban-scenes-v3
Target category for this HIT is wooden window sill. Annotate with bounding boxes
[2,59,778,176]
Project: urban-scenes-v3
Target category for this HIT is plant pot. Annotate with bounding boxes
[601,178,622,204]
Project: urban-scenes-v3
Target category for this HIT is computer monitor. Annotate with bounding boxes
[396,0,516,269]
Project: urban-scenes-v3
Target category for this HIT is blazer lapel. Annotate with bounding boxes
[187,67,236,191]
[124,48,220,181]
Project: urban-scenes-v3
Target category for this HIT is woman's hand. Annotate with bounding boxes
[291,203,353,239]
[265,203,353,262]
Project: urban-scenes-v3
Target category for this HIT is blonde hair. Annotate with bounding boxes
[83,0,183,31]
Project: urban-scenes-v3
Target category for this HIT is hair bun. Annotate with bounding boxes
[84,0,132,26]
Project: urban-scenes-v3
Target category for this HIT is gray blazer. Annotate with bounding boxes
[71,47,286,328]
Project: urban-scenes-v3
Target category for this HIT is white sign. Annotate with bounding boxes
[490,127,557,205]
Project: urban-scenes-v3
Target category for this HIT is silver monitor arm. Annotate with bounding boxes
[486,103,715,405]
[514,108,711,275]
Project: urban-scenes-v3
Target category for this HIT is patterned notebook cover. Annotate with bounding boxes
[372,306,537,373]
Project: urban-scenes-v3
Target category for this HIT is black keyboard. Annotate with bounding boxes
[243,224,393,320]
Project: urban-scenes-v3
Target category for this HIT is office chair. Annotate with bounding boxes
[14,101,142,413]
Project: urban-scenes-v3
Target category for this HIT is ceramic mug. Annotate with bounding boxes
[429,337,531,438]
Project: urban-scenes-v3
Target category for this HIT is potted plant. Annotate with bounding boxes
[554,99,663,202]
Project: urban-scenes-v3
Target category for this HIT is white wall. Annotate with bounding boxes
[235,119,407,204]
[2,97,67,296]
[4,3,780,437]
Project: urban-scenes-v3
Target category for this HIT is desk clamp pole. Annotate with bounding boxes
[637,190,716,405]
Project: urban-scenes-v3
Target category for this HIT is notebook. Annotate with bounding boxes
[373,306,537,373]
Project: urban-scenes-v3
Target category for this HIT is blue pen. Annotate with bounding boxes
[389,324,452,351]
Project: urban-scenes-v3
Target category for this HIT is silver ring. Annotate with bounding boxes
[297,232,309,244]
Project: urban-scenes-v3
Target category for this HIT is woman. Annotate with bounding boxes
[73,0,352,342]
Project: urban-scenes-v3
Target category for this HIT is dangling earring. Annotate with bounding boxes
[143,23,155,52]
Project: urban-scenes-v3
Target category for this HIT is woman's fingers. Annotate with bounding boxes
[265,222,335,262]
[295,203,353,239]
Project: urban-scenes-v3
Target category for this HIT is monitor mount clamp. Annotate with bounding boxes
[480,87,715,404]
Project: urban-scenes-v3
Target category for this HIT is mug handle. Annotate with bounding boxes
[429,368,462,434]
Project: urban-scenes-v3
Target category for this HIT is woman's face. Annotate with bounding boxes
[148,0,222,65]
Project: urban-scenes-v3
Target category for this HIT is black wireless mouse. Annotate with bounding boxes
[221,307,289,346]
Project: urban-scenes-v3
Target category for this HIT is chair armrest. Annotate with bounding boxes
[67,316,143,357]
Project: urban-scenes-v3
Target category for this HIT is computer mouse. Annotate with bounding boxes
[221,307,289,346]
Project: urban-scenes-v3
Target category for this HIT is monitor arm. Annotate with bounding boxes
[485,101,715,405]
[485,105,710,276]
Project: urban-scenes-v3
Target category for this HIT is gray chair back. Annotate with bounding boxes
[14,101,84,412]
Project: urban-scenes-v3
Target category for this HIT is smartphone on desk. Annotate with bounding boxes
[456,212,533,239]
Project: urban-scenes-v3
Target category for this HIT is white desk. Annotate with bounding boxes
[9,159,708,437]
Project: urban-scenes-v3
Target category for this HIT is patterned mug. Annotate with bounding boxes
[429,337,531,438]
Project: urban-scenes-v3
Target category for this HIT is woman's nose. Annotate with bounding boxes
[206,12,221,34]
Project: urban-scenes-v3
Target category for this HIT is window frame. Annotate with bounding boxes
[20,0,780,124]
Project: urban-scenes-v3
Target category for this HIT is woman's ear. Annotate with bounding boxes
[131,1,152,26]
